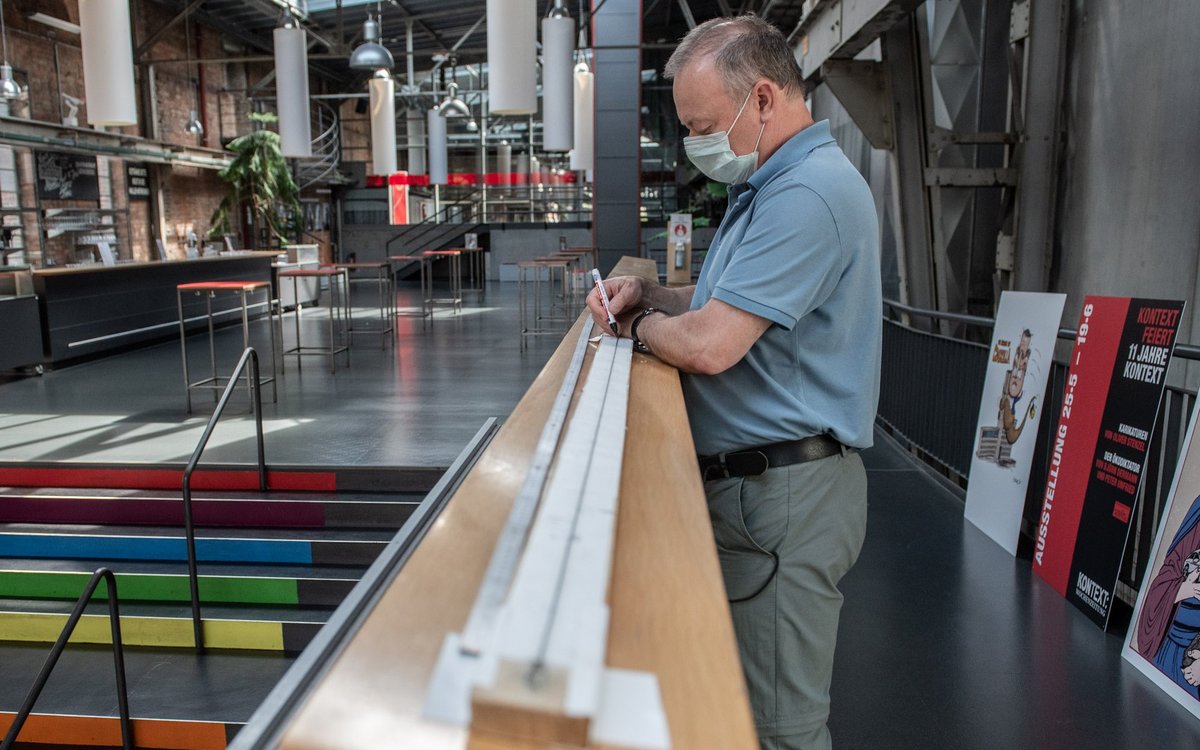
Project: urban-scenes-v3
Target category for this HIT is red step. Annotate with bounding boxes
[0,466,336,493]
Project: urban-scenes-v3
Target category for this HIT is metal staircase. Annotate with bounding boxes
[295,103,346,190]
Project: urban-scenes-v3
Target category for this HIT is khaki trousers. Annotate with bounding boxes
[705,451,868,750]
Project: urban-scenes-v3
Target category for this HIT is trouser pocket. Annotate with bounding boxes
[707,473,787,602]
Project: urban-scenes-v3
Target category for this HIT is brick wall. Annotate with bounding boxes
[3,1,280,265]
[2,2,346,266]
[341,98,370,169]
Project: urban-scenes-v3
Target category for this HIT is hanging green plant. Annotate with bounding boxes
[208,112,302,248]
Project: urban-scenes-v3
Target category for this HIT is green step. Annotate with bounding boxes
[0,569,355,607]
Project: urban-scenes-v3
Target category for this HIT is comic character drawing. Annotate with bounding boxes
[977,329,1038,466]
[1135,493,1200,699]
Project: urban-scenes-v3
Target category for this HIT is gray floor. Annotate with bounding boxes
[2,281,1199,746]
[0,281,560,467]
[834,435,1200,748]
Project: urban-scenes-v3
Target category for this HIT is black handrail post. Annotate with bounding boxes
[2,568,133,750]
[107,571,134,747]
[252,351,267,492]
[180,475,204,653]
[181,346,268,652]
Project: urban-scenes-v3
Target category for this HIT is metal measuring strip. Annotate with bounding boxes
[457,322,596,657]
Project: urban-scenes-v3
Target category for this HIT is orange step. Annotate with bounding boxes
[0,711,237,749]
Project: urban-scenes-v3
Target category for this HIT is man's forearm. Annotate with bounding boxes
[640,284,694,315]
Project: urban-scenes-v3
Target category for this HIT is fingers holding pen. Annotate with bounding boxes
[604,276,645,316]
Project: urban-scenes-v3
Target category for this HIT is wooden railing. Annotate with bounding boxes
[231,257,756,749]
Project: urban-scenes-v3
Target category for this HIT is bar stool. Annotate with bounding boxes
[546,249,594,303]
[423,249,464,315]
[389,254,433,324]
[176,280,278,413]
[564,245,599,269]
[518,256,574,351]
[330,262,394,349]
[277,267,350,373]
[459,246,486,295]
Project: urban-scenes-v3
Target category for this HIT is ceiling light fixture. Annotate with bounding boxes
[349,3,394,71]
[436,81,477,132]
[184,12,203,136]
[541,1,574,152]
[369,68,396,175]
[486,0,537,115]
[0,0,25,102]
[274,11,313,157]
[79,0,138,126]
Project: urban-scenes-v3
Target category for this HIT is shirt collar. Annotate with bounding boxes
[746,119,835,192]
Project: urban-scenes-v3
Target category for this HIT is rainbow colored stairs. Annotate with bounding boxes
[0,461,440,749]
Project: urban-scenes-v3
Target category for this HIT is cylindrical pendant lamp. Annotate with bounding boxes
[496,141,512,184]
[530,155,541,185]
[515,152,529,175]
[428,108,448,185]
[369,75,397,175]
[274,20,312,158]
[406,109,426,175]
[487,0,536,114]
[541,13,574,151]
[569,64,594,172]
[79,0,137,126]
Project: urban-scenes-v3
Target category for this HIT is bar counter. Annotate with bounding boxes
[32,253,279,364]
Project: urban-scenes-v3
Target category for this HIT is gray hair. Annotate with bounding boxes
[663,14,805,99]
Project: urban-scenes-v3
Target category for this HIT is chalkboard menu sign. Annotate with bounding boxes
[126,164,150,199]
[35,151,100,200]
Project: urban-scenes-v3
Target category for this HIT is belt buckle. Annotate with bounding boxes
[743,450,769,476]
[701,459,730,482]
[726,449,769,477]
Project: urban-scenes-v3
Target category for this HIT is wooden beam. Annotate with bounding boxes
[275,258,756,749]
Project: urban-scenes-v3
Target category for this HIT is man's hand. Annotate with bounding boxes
[586,275,646,335]
[1175,569,1200,603]
[1184,651,1200,686]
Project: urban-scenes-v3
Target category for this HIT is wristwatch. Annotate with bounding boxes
[630,308,661,354]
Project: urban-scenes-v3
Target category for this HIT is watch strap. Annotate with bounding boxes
[630,307,660,353]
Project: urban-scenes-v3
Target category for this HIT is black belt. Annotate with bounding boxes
[698,434,846,481]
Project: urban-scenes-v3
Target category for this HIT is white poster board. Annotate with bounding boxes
[1124,398,1200,720]
[963,290,1067,554]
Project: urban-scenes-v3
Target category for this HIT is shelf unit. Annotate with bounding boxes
[42,207,123,241]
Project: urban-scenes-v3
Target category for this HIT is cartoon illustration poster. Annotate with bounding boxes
[1125,398,1200,721]
[964,291,1067,555]
[1032,297,1184,628]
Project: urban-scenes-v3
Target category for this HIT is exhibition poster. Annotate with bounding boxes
[1124,397,1200,721]
[1032,296,1184,627]
[964,291,1067,555]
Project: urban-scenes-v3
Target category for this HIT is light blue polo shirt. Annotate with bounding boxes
[682,120,882,455]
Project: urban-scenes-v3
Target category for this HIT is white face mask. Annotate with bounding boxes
[683,88,765,184]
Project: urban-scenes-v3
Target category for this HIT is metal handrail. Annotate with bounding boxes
[883,298,1200,360]
[1,568,132,750]
[384,190,484,260]
[181,347,267,652]
[298,103,341,190]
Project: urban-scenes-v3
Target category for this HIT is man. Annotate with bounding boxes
[1000,329,1036,445]
[586,15,881,750]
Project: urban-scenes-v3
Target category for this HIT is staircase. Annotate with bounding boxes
[0,462,441,748]
[294,103,351,190]
[386,220,484,258]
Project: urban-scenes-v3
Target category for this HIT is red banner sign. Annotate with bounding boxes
[1033,296,1185,627]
